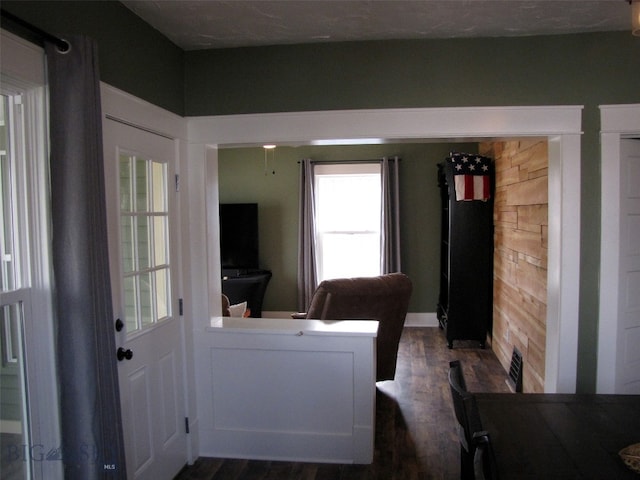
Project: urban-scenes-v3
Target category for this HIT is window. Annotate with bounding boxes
[119,154,171,333]
[1,95,22,292]
[0,93,33,479]
[1,32,62,479]
[314,163,382,281]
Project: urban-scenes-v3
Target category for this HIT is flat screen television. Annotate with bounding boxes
[219,203,259,271]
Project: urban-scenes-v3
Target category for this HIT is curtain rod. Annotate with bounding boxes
[298,157,401,165]
[1,9,70,52]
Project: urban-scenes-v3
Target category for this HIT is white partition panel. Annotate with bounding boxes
[197,318,378,464]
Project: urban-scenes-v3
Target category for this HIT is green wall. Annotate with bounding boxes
[2,0,185,116]
[192,33,639,393]
[185,34,639,115]
[218,142,477,314]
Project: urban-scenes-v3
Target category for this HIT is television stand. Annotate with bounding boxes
[221,270,272,317]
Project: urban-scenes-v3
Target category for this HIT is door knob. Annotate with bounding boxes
[117,347,133,361]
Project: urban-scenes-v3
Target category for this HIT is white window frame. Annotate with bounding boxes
[313,162,382,281]
[1,29,62,479]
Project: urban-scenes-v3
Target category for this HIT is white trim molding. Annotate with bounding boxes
[597,103,640,393]
[600,104,640,135]
[0,30,45,87]
[188,105,583,393]
[101,83,187,141]
[188,106,583,147]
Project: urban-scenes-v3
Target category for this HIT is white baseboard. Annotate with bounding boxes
[262,311,439,327]
[404,312,439,327]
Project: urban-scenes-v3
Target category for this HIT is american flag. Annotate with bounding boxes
[447,153,492,201]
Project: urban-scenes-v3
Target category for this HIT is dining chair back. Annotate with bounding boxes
[449,360,483,479]
[472,431,499,480]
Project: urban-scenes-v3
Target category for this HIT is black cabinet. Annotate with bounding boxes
[437,157,494,349]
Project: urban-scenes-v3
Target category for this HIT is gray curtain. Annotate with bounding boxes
[46,36,126,479]
[297,158,318,311]
[381,156,402,273]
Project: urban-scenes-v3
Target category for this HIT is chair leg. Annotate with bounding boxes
[460,445,475,480]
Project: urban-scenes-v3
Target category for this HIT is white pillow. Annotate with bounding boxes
[229,301,247,317]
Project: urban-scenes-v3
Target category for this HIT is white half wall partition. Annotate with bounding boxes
[187,105,583,397]
[199,317,378,463]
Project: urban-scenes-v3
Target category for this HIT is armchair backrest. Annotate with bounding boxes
[305,273,412,381]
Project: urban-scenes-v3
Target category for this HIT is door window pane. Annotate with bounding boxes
[123,276,137,333]
[119,154,171,333]
[153,217,168,266]
[152,161,166,212]
[155,268,169,320]
[139,272,153,328]
[119,156,133,212]
[121,215,135,273]
[135,157,149,212]
[137,216,151,270]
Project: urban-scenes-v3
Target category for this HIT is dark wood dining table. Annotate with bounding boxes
[475,393,640,479]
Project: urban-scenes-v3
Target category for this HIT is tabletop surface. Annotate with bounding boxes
[475,393,640,479]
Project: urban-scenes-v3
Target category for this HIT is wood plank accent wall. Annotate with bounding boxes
[480,140,548,393]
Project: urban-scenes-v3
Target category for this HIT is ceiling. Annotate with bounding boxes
[120,0,632,50]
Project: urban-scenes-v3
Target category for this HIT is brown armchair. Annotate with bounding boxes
[295,273,412,381]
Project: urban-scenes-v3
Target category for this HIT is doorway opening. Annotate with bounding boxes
[191,104,582,392]
[598,103,640,394]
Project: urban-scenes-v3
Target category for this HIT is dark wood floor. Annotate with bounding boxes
[174,327,510,480]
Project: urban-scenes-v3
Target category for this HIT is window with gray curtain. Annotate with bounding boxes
[297,156,401,311]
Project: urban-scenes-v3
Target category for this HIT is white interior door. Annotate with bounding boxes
[616,138,640,393]
[103,118,187,479]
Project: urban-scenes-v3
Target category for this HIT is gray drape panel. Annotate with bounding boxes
[381,156,402,273]
[297,158,318,311]
[46,36,126,479]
